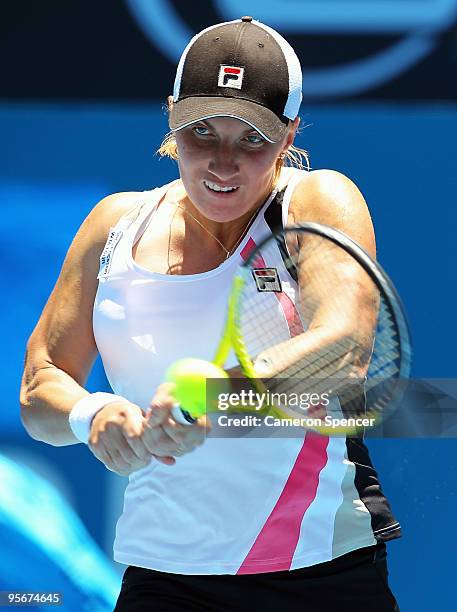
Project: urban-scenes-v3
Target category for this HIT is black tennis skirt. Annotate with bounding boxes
[113,543,400,611]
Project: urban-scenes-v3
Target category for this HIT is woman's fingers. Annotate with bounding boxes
[88,394,207,477]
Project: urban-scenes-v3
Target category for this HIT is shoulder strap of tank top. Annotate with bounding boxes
[97,184,170,280]
[263,169,306,283]
[264,187,286,234]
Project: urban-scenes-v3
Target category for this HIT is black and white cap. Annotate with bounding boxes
[169,16,302,143]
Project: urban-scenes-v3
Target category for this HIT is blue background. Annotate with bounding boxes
[1,101,456,609]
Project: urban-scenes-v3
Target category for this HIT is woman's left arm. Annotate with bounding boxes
[255,169,378,383]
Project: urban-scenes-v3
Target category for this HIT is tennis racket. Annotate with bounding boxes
[169,222,411,436]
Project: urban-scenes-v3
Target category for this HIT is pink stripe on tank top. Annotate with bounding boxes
[237,236,330,574]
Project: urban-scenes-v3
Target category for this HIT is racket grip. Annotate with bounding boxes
[171,404,198,426]
[253,356,273,377]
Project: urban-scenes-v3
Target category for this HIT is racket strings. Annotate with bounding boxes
[235,228,406,422]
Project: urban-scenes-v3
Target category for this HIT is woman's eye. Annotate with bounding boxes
[245,133,264,145]
[193,126,210,136]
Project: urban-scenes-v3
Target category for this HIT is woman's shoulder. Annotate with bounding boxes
[82,188,165,247]
[91,181,180,230]
[287,168,375,254]
[66,191,151,259]
[73,182,176,257]
[290,168,362,200]
[90,191,147,231]
[288,168,370,224]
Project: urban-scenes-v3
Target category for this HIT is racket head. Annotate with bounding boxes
[225,222,411,436]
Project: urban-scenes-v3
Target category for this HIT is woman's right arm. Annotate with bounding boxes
[20,193,209,476]
[20,192,209,475]
[19,193,137,446]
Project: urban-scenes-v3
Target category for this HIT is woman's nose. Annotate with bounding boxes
[208,144,240,181]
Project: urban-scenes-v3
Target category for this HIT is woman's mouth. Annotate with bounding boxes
[203,180,240,195]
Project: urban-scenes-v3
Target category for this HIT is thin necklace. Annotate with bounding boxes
[176,203,259,259]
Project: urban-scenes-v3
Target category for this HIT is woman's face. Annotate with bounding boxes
[174,116,297,222]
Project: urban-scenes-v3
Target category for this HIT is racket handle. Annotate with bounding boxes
[253,356,274,377]
[171,404,198,426]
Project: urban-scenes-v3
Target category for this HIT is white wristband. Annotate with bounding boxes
[69,392,128,444]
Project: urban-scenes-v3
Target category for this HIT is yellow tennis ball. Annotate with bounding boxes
[165,358,230,418]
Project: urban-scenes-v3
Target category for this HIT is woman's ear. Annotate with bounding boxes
[283,117,300,153]
[167,95,174,112]
[289,117,300,142]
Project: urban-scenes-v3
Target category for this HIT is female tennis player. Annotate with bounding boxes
[20,17,401,611]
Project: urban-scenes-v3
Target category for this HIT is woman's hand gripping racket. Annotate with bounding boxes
[168,223,411,436]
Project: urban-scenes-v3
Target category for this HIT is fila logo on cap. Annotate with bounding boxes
[252,268,282,292]
[218,65,244,89]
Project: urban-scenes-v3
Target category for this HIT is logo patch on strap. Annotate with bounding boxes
[218,65,244,89]
[98,228,123,279]
[252,268,282,292]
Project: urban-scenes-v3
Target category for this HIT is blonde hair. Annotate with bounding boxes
[157,124,310,188]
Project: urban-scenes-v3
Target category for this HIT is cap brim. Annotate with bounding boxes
[169,97,289,143]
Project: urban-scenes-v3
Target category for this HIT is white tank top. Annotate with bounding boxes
[93,168,377,575]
